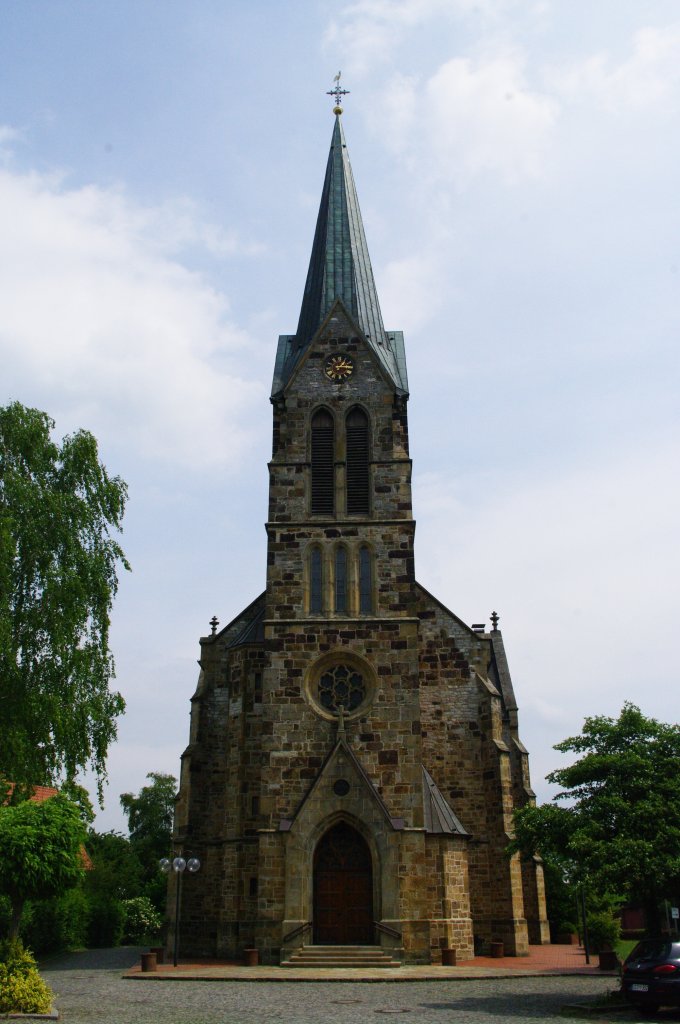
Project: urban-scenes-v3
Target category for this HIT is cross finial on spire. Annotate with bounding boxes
[327,71,349,114]
[490,611,500,631]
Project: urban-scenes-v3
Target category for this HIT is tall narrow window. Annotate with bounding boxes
[359,545,373,614]
[335,546,347,613]
[346,407,370,515]
[310,547,323,614]
[311,409,335,514]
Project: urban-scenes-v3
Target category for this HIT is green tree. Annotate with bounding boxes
[0,402,129,796]
[61,779,96,826]
[120,772,177,909]
[0,795,86,937]
[85,830,143,903]
[511,703,680,932]
[81,831,144,948]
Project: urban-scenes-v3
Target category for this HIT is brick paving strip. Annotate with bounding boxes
[124,944,620,983]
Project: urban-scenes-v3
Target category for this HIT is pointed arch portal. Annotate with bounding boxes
[313,822,373,945]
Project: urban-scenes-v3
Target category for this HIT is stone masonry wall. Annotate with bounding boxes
[173,306,544,962]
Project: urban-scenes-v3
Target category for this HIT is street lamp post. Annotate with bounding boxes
[159,855,200,967]
[579,883,590,965]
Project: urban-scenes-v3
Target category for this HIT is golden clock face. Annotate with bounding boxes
[324,354,355,381]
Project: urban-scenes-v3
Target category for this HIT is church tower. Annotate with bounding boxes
[172,98,549,965]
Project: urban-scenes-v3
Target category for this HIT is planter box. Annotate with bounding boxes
[599,950,619,971]
[140,952,157,973]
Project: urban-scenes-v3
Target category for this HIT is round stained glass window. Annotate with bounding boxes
[318,664,366,713]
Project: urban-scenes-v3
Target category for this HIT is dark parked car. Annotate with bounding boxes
[622,939,680,1013]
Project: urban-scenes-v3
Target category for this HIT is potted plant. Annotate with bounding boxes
[556,922,579,945]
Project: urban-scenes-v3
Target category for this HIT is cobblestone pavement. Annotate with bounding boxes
[37,947,659,1024]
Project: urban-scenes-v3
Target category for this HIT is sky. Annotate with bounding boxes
[1,0,679,835]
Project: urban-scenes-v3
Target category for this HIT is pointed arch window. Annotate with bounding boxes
[311,409,335,515]
[346,407,370,515]
[335,546,347,613]
[359,545,373,614]
[310,546,323,614]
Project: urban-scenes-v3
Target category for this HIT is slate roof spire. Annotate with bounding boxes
[296,113,387,352]
[271,109,408,397]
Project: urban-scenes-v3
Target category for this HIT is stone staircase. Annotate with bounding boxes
[281,945,401,968]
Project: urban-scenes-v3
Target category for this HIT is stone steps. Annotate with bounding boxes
[281,945,401,968]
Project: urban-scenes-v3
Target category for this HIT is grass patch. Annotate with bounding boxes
[615,938,638,961]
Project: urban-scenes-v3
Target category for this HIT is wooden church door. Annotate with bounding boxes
[313,822,373,945]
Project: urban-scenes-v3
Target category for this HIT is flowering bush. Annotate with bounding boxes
[122,896,162,943]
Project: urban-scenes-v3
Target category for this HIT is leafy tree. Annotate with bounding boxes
[61,779,96,825]
[85,830,143,903]
[541,857,581,937]
[511,703,680,933]
[0,795,86,937]
[120,772,177,859]
[0,402,129,796]
[120,772,177,909]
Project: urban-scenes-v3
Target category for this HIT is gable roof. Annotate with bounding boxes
[422,766,469,836]
[209,591,266,649]
[278,736,405,833]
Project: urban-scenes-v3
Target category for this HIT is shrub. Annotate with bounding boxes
[87,897,124,948]
[59,887,90,949]
[587,909,621,952]
[20,888,91,955]
[19,900,59,954]
[0,939,52,1014]
[122,896,162,943]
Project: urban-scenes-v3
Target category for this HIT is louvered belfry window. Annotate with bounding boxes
[346,407,370,515]
[311,409,335,514]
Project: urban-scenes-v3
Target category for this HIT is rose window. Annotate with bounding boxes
[318,664,366,713]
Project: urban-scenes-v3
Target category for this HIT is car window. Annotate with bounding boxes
[629,940,672,960]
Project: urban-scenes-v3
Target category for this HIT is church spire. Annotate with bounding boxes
[295,111,388,354]
[271,104,408,398]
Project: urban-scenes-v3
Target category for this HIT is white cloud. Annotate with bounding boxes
[0,126,21,155]
[377,55,558,186]
[324,0,454,74]
[426,55,558,183]
[0,141,265,471]
[549,24,680,113]
[323,0,528,75]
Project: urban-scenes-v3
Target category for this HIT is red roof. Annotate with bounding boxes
[26,785,59,802]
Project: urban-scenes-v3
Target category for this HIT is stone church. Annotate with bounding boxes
[172,101,549,965]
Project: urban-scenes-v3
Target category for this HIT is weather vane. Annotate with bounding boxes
[327,70,349,113]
